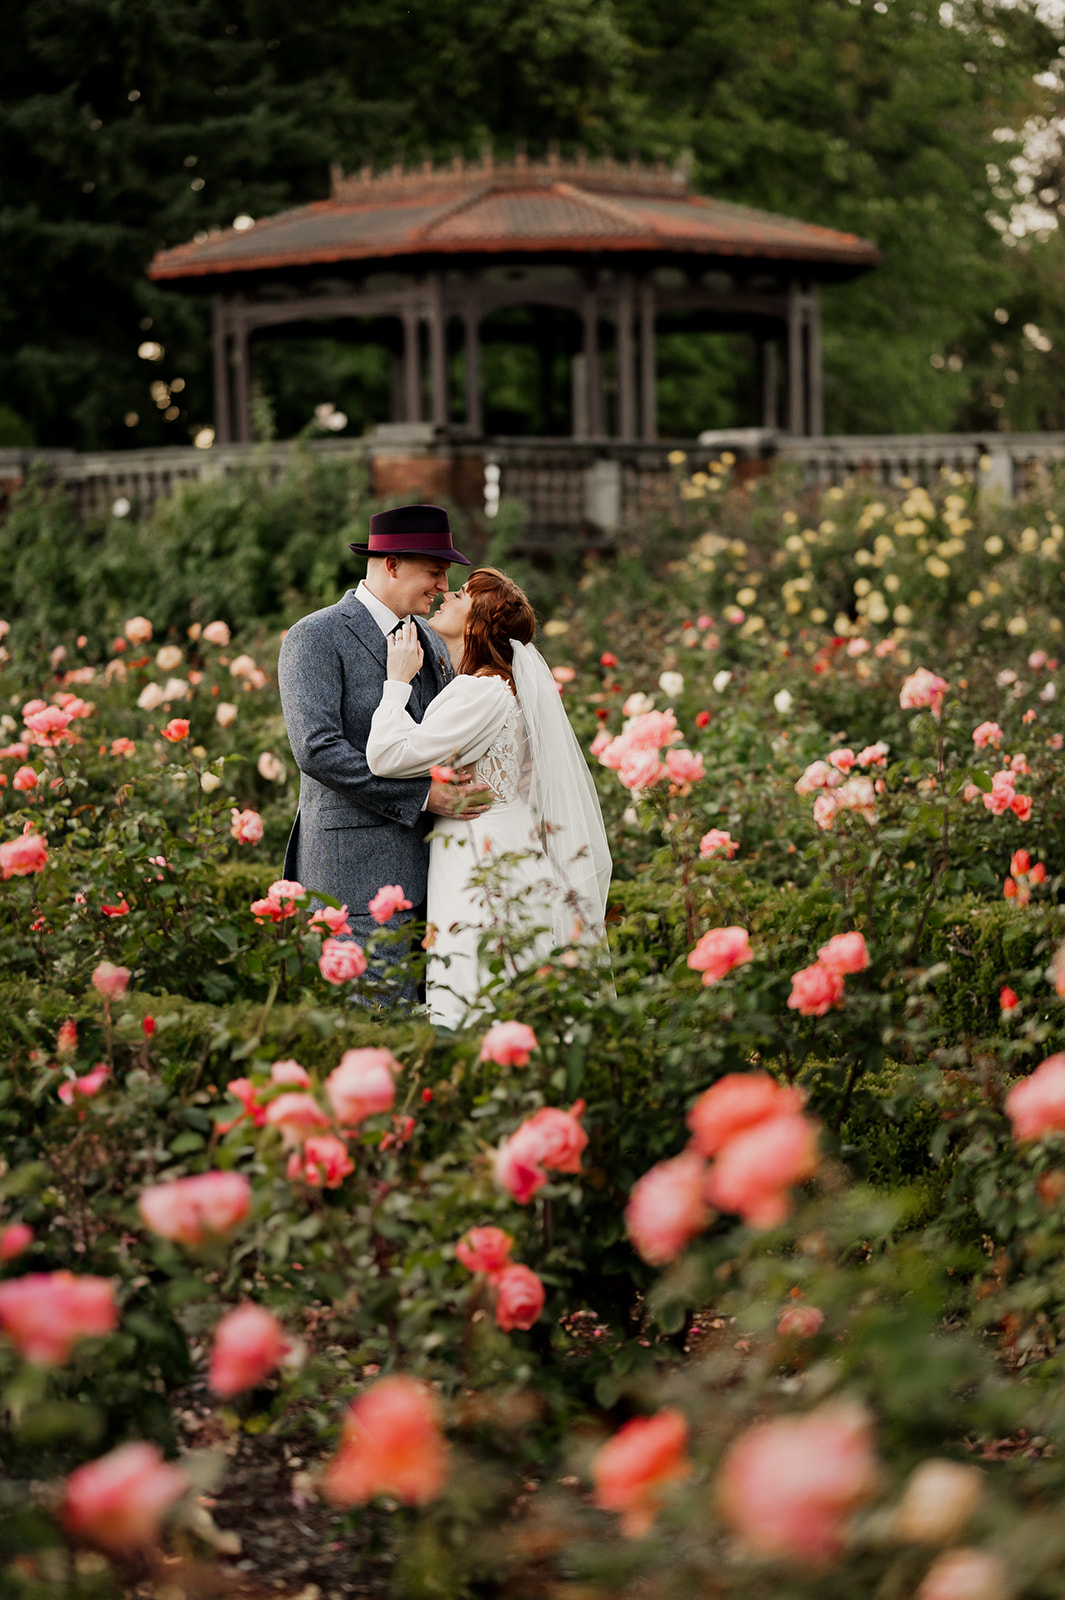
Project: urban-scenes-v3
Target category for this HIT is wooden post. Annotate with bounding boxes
[402,303,421,423]
[617,272,637,440]
[231,315,251,444]
[212,296,231,444]
[639,279,657,441]
[786,278,806,437]
[583,284,604,437]
[761,338,779,431]
[427,273,447,427]
[464,309,483,433]
[806,283,823,437]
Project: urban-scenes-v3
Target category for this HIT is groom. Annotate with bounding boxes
[277,504,486,962]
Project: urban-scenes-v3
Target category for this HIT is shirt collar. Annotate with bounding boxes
[355,579,408,637]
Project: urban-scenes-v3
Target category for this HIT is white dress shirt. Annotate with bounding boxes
[356,579,407,635]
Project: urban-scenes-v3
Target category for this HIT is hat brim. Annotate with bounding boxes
[348,542,471,566]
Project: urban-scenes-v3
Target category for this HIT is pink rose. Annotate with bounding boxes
[916,1549,1009,1600]
[480,1020,539,1067]
[1011,792,1032,822]
[369,883,414,924]
[589,729,612,758]
[794,760,839,795]
[138,1171,251,1246]
[91,962,130,1000]
[209,1304,289,1396]
[705,1113,820,1228]
[625,1149,710,1265]
[827,747,855,773]
[492,1263,546,1331]
[326,1048,400,1125]
[12,766,38,791]
[110,736,136,757]
[972,721,1004,749]
[456,1226,514,1274]
[1005,1053,1065,1141]
[24,705,73,743]
[834,776,876,823]
[856,741,889,767]
[493,1137,548,1204]
[63,1442,188,1554]
[308,904,351,937]
[687,1073,805,1158]
[0,1271,117,1364]
[716,1402,878,1562]
[618,747,666,792]
[124,615,153,644]
[664,748,705,784]
[787,961,846,1016]
[699,829,738,859]
[323,1376,449,1507]
[319,936,368,984]
[250,879,305,922]
[230,807,263,844]
[271,1059,311,1087]
[58,1064,110,1104]
[777,1303,825,1338]
[201,620,231,645]
[817,931,869,977]
[687,926,753,986]
[264,1091,330,1147]
[592,1409,692,1539]
[219,1077,266,1133]
[1,830,48,879]
[622,709,681,751]
[812,792,840,830]
[899,668,949,718]
[0,1222,33,1262]
[511,1101,588,1174]
[160,718,190,742]
[288,1134,354,1188]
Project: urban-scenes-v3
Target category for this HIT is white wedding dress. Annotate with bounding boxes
[366,659,610,1028]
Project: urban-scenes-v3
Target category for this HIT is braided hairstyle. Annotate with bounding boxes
[458,568,536,685]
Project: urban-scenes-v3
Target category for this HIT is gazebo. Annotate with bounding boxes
[148,152,880,446]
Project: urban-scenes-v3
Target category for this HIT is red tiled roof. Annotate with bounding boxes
[148,159,879,282]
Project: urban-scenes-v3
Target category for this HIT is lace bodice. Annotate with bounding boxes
[474,692,529,804]
[366,672,525,795]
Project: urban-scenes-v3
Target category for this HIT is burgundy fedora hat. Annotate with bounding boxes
[349,503,470,565]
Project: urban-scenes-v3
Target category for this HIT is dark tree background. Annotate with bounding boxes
[1,0,1063,448]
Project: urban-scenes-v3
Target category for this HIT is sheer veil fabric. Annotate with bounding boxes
[510,640,612,947]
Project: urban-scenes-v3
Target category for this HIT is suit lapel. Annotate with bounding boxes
[337,591,388,670]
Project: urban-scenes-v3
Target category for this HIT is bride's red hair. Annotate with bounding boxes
[458,568,536,683]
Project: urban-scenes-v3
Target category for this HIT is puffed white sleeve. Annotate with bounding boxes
[366,675,511,779]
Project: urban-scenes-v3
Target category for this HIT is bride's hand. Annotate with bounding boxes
[386,619,424,683]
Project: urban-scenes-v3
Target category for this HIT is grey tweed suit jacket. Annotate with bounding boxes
[277,590,453,943]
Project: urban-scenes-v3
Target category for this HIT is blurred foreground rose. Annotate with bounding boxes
[0,1222,33,1262]
[456,1227,514,1274]
[323,1376,448,1506]
[818,931,869,976]
[717,1402,878,1562]
[492,1263,546,1331]
[209,1304,289,1397]
[64,1441,188,1554]
[326,1048,400,1125]
[1005,1053,1065,1141]
[894,1460,984,1546]
[592,1408,692,1538]
[705,1113,820,1229]
[687,926,753,986]
[787,961,845,1017]
[138,1171,251,1247]
[494,1101,588,1204]
[916,1548,1008,1600]
[480,1020,538,1067]
[58,1064,110,1104]
[368,883,413,924]
[626,1148,710,1264]
[319,936,368,984]
[688,1073,804,1158]
[91,962,130,1000]
[777,1303,825,1338]
[0,830,48,880]
[264,1091,330,1147]
[0,1271,117,1364]
[288,1134,355,1188]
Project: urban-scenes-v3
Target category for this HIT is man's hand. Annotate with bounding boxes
[426,770,494,818]
[386,619,424,683]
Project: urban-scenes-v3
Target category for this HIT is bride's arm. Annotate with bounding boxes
[366,675,510,779]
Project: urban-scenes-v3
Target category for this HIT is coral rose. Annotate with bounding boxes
[687,1072,805,1158]
[899,668,949,718]
[479,1020,538,1067]
[492,1263,546,1331]
[972,721,1003,749]
[687,926,753,986]
[592,1409,692,1538]
[0,1271,117,1364]
[138,1171,251,1247]
[250,879,305,922]
[368,883,414,924]
[777,1304,825,1338]
[264,1091,330,1147]
[716,1402,878,1562]
[319,936,367,984]
[493,1136,548,1204]
[91,961,130,999]
[1005,1053,1065,1141]
[322,1375,448,1507]
[513,1102,587,1174]
[12,765,38,791]
[63,1442,188,1554]
[160,718,189,742]
[326,1048,400,1125]
[916,1548,1008,1600]
[308,904,351,937]
[230,807,263,844]
[705,1113,820,1229]
[699,828,738,859]
[271,1059,311,1087]
[817,931,869,976]
[288,1134,354,1188]
[787,961,845,1017]
[209,1304,289,1397]
[0,1222,33,1262]
[456,1226,514,1274]
[625,1149,710,1265]
[0,831,48,880]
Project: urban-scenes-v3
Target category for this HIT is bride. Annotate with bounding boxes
[365,567,611,1028]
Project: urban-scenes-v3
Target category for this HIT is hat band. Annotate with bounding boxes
[369,530,452,551]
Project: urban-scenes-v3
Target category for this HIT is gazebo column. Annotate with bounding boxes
[786,278,806,436]
[582,285,604,437]
[463,309,483,433]
[806,284,823,436]
[426,273,448,427]
[401,303,421,423]
[212,296,232,444]
[638,279,657,441]
[616,273,637,441]
[761,339,779,430]
[231,313,251,444]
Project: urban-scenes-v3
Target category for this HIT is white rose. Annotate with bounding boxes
[713,670,733,693]
[230,654,258,679]
[658,671,684,696]
[161,677,189,702]
[137,682,167,711]
[155,645,183,671]
[773,689,793,714]
[200,772,222,793]
[216,702,239,728]
[1041,682,1057,702]
[622,692,655,717]
[257,751,285,781]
